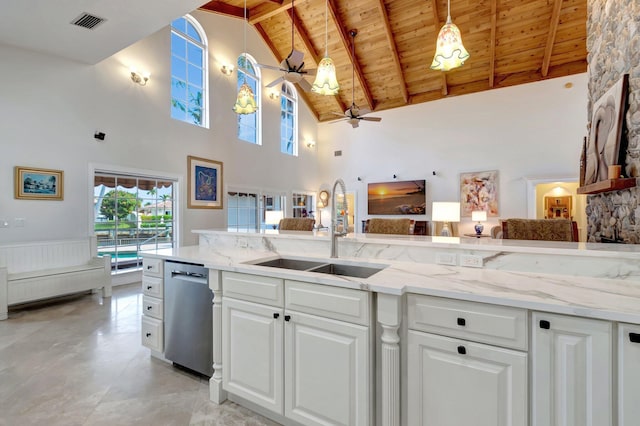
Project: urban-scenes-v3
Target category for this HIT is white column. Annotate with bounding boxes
[209,270,227,403]
[0,267,7,320]
[378,293,401,426]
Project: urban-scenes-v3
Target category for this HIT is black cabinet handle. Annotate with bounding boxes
[147,265,153,270]
[457,345,466,355]
[284,315,291,322]
[630,333,640,343]
[146,332,151,337]
[146,306,152,310]
[147,285,153,290]
[273,313,280,319]
[457,317,466,326]
[539,320,551,329]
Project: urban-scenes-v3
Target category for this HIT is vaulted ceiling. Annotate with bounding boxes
[202,0,587,122]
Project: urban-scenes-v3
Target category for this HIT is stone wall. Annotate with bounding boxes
[586,0,640,242]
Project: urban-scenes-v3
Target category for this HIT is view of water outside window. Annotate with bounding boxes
[94,174,176,272]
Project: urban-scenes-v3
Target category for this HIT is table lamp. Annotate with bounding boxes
[265,210,284,229]
[432,202,460,237]
[471,210,487,236]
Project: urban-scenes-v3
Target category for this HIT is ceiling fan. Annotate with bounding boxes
[257,0,315,92]
[332,30,382,128]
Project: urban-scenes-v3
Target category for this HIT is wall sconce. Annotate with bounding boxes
[220,64,234,75]
[305,139,316,148]
[269,90,280,100]
[130,69,150,86]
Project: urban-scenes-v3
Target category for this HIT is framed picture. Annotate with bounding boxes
[460,170,498,217]
[584,73,629,185]
[14,166,64,200]
[187,155,223,209]
[368,180,426,215]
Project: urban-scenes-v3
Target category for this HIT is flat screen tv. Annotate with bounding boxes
[367,180,426,215]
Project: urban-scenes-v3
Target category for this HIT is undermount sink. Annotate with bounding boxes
[253,258,326,271]
[307,263,384,279]
[250,257,386,279]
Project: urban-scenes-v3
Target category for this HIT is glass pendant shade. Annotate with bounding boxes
[311,56,340,95]
[430,16,470,71]
[233,82,258,114]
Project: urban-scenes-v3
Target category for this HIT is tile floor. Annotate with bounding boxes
[0,284,278,426]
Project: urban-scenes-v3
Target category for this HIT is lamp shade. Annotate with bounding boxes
[432,202,460,222]
[311,56,340,95]
[233,82,258,114]
[430,17,470,71]
[471,211,487,222]
[265,210,284,225]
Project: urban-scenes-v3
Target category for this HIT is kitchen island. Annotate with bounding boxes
[142,229,640,426]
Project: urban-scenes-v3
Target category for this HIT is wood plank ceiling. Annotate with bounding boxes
[201,0,587,122]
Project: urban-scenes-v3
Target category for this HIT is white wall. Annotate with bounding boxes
[317,74,588,235]
[0,11,320,245]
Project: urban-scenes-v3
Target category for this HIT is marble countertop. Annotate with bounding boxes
[144,242,640,324]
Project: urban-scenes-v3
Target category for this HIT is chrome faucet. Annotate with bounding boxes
[330,178,348,258]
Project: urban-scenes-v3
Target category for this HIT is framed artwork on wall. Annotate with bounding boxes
[187,155,223,209]
[367,180,426,215]
[460,170,498,217]
[14,166,64,200]
[584,73,629,185]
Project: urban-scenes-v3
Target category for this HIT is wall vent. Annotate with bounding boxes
[70,12,106,30]
[334,150,342,157]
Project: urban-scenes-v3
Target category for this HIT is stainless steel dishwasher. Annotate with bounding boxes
[163,260,213,377]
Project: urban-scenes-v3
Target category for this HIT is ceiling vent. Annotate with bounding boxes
[70,12,106,30]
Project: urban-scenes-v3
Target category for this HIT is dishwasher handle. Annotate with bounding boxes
[170,270,208,284]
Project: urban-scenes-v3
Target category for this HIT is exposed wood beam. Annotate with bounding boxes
[430,0,448,96]
[248,0,302,25]
[542,0,563,77]
[489,0,497,87]
[327,0,375,110]
[199,1,245,19]
[375,0,409,104]
[285,9,347,114]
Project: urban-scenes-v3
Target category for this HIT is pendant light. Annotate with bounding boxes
[311,0,339,95]
[430,0,469,71]
[233,0,258,114]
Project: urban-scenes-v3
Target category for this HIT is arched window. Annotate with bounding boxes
[171,15,208,127]
[237,54,261,144]
[280,82,298,155]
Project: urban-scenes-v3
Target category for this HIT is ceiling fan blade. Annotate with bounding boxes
[303,68,316,76]
[297,78,312,92]
[361,116,382,122]
[286,49,304,68]
[266,76,285,88]
[331,112,347,117]
[357,108,371,116]
[257,63,284,72]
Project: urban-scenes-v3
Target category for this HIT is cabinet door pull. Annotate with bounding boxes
[457,317,466,326]
[147,265,153,270]
[539,320,551,329]
[284,315,291,322]
[146,332,152,337]
[273,313,280,319]
[146,306,152,310]
[146,285,153,290]
[457,345,466,355]
[630,332,640,343]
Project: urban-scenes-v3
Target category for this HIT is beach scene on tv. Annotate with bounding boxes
[368,180,426,215]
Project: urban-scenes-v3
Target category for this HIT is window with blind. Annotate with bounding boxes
[94,173,176,272]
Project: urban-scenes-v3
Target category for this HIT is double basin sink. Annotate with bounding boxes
[249,257,386,279]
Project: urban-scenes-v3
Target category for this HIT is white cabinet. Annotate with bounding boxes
[407,330,527,426]
[618,323,640,426]
[222,297,283,414]
[221,272,371,426]
[141,257,164,353]
[531,311,613,426]
[407,295,528,426]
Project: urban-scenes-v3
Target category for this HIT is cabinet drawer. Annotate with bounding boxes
[408,294,528,351]
[222,271,284,307]
[143,295,163,320]
[285,280,370,326]
[141,316,163,352]
[142,257,163,277]
[142,275,163,298]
